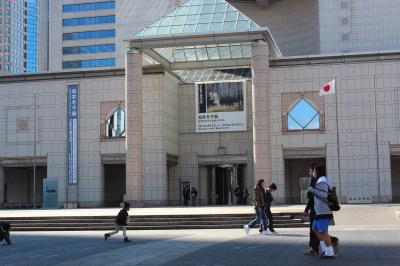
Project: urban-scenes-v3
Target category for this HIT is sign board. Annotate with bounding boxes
[67,84,79,184]
[195,81,246,132]
[43,179,58,209]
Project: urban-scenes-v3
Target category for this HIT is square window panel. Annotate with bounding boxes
[209,22,222,31]
[224,12,238,22]
[199,13,212,23]
[195,46,208,60]
[170,25,183,34]
[183,24,196,33]
[186,15,200,24]
[223,21,236,30]
[201,4,214,14]
[207,46,219,59]
[196,23,209,32]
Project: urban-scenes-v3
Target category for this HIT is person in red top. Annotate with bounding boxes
[104,202,132,243]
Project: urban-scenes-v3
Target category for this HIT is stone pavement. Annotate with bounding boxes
[0,205,306,218]
[0,205,399,266]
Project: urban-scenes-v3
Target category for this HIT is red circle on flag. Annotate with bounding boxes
[324,84,330,92]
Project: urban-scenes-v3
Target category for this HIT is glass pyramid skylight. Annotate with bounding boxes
[130,0,282,69]
[135,0,260,37]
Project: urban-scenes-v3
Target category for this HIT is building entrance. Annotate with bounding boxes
[103,164,125,207]
[284,158,325,204]
[209,164,245,205]
[3,166,47,208]
[391,156,400,202]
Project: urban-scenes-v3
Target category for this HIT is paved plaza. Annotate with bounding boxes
[0,205,399,266]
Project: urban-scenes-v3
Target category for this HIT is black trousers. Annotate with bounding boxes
[0,230,11,244]
[309,216,320,252]
[259,207,274,232]
[266,207,274,230]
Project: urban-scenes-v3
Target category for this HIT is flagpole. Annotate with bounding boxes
[334,77,342,200]
[33,92,37,209]
[373,74,381,203]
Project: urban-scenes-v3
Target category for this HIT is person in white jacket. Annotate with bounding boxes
[307,165,335,258]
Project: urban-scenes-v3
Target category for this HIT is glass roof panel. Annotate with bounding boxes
[153,43,252,63]
[135,0,263,64]
[175,68,251,83]
[135,0,262,37]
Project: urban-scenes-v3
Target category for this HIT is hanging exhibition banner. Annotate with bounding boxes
[195,81,246,132]
[67,84,79,184]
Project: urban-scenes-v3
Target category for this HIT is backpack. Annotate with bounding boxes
[327,186,340,211]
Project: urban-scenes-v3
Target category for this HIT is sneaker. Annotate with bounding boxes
[320,253,335,259]
[104,233,109,241]
[270,229,278,234]
[262,229,272,235]
[320,246,335,258]
[243,225,250,235]
[124,237,132,243]
[303,248,318,256]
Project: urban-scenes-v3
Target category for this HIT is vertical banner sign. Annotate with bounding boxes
[68,84,79,184]
[195,81,246,132]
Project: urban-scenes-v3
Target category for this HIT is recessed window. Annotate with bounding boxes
[63,15,115,27]
[342,33,350,41]
[288,98,320,130]
[106,107,126,138]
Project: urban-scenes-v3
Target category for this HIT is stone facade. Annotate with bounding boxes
[1,52,400,207]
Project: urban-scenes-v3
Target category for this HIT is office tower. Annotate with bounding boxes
[0,0,27,74]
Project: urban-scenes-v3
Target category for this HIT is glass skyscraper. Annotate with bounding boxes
[0,0,41,75]
[27,0,38,73]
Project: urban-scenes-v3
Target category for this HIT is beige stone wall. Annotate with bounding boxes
[0,75,126,207]
[162,73,180,204]
[270,60,400,203]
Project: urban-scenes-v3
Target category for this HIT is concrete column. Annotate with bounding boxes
[125,48,143,206]
[0,167,4,207]
[251,40,272,185]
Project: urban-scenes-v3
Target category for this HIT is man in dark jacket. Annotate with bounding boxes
[183,186,190,207]
[259,183,277,233]
[303,164,339,255]
[104,202,131,243]
[0,222,11,245]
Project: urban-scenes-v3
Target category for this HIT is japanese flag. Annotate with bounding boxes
[320,79,336,96]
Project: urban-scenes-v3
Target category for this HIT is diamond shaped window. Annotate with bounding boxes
[106,107,126,137]
[288,99,320,130]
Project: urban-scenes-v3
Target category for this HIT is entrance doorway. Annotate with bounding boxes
[210,164,245,205]
[4,166,47,208]
[284,158,325,204]
[391,156,400,202]
[104,164,126,207]
[215,167,230,205]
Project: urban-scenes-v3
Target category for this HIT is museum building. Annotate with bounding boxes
[1,0,400,208]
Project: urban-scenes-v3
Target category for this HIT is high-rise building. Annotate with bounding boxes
[27,0,38,72]
[49,0,118,72]
[0,0,27,74]
[0,0,46,75]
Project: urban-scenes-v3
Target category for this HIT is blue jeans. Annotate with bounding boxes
[248,208,268,231]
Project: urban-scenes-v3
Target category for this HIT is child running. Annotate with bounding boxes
[104,202,132,243]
